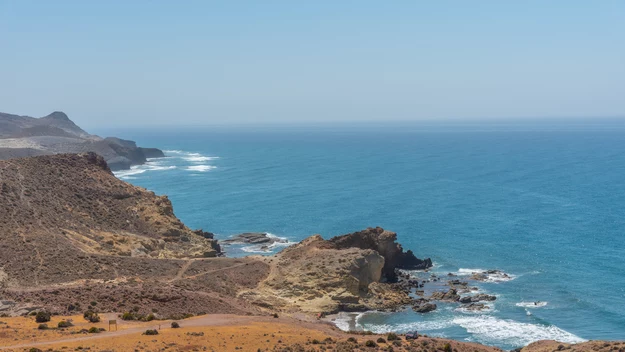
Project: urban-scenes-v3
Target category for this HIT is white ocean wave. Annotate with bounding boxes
[183,155,219,162]
[453,315,585,346]
[356,318,453,334]
[455,303,497,314]
[113,164,177,180]
[454,268,517,283]
[516,301,548,308]
[186,165,216,172]
[239,233,290,253]
[112,150,219,178]
[332,312,367,332]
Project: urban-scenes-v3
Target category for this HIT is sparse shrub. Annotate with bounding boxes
[272,313,279,318]
[121,312,135,321]
[83,311,100,323]
[347,337,357,343]
[171,322,180,328]
[90,301,97,306]
[387,333,398,341]
[365,340,378,348]
[58,320,73,328]
[37,323,48,330]
[377,337,386,343]
[141,313,155,322]
[88,327,100,334]
[443,342,452,352]
[35,311,51,323]
[28,348,43,352]
[144,329,159,335]
[183,313,194,319]
[311,339,320,344]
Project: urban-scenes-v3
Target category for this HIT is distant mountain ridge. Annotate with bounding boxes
[0,111,164,170]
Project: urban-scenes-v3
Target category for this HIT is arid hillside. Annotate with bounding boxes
[0,153,267,317]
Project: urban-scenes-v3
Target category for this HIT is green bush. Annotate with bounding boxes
[58,320,73,328]
[144,329,159,335]
[171,322,180,328]
[387,333,398,341]
[377,337,386,343]
[121,312,135,321]
[365,340,378,348]
[443,342,452,352]
[88,327,100,334]
[347,337,357,343]
[37,323,48,330]
[35,311,51,323]
[83,310,100,323]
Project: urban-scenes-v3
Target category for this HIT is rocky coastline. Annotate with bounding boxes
[0,111,165,170]
[0,152,620,351]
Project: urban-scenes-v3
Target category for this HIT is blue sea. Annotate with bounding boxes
[99,119,625,350]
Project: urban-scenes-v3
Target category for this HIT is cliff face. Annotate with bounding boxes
[325,227,432,281]
[240,228,431,313]
[0,111,164,170]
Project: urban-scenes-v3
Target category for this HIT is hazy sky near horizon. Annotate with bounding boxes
[1,1,624,129]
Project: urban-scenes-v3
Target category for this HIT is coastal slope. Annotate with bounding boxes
[0,153,267,317]
[0,111,164,170]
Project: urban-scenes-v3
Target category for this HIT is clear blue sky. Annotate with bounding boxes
[1,1,624,128]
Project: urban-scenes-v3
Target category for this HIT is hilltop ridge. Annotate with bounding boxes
[0,110,164,170]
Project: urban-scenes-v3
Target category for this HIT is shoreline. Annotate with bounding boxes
[0,312,621,352]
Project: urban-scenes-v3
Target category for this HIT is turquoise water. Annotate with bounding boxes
[101,120,625,349]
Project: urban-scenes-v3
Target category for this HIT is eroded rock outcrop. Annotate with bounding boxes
[323,227,432,281]
[240,228,430,313]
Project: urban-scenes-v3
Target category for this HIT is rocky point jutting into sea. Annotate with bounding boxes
[0,110,164,170]
[0,151,621,351]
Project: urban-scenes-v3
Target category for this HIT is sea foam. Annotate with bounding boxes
[186,165,216,172]
[516,301,548,308]
[453,315,585,346]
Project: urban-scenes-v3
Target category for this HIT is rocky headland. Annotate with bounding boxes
[0,111,164,170]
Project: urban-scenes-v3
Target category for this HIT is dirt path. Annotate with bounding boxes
[180,261,250,280]
[170,259,194,282]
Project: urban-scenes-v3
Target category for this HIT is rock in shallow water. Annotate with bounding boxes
[222,232,286,245]
[413,302,437,313]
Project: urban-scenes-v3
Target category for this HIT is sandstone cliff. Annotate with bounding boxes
[240,228,432,313]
